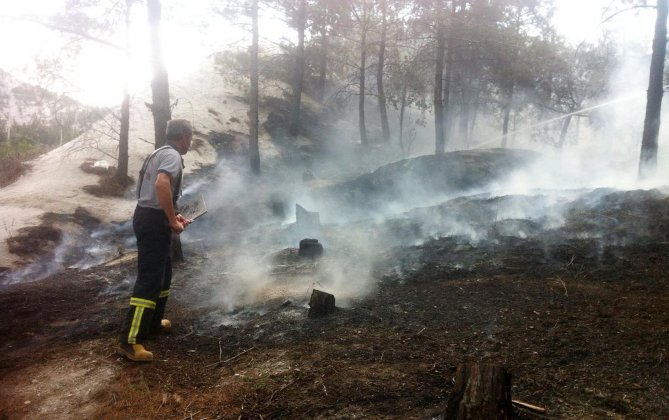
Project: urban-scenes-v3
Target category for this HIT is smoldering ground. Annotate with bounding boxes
[172,133,669,330]
[1,210,133,286]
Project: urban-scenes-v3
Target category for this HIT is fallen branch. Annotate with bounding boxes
[266,381,295,405]
[557,277,568,297]
[181,410,200,420]
[207,346,256,368]
[512,399,546,414]
[180,326,195,339]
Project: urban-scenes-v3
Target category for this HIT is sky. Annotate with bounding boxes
[0,0,249,106]
[553,0,654,46]
[0,0,659,107]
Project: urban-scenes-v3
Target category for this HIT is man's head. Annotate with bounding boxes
[165,119,193,155]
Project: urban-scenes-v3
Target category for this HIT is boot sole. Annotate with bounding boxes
[117,345,153,362]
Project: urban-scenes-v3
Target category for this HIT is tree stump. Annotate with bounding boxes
[443,363,513,420]
[308,289,335,318]
[298,238,323,258]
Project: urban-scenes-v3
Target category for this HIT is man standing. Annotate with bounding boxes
[118,119,193,362]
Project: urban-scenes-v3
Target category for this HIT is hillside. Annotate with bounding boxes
[0,62,279,270]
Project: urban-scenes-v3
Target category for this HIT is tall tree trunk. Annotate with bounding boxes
[459,75,471,144]
[434,4,446,155]
[359,16,368,146]
[117,92,130,184]
[501,81,514,148]
[469,84,481,148]
[289,0,306,137]
[399,80,407,154]
[443,37,454,151]
[639,0,668,179]
[115,0,132,186]
[557,114,573,149]
[147,0,175,257]
[377,0,390,142]
[317,30,329,103]
[442,0,459,150]
[249,0,260,175]
[147,0,171,149]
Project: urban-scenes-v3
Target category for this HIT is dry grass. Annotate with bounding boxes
[6,225,62,256]
[83,175,132,198]
[80,159,133,198]
[0,155,31,188]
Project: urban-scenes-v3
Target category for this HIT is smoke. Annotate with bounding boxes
[70,221,135,269]
[1,217,134,287]
[139,35,669,321]
[208,253,274,313]
[186,126,666,323]
[3,234,75,286]
[316,249,376,307]
[100,274,132,297]
[179,153,385,322]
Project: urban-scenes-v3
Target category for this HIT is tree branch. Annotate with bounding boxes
[601,5,656,26]
[0,15,124,50]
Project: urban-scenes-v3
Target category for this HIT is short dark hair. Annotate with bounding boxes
[165,119,193,142]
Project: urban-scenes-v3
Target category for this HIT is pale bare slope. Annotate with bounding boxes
[0,60,277,268]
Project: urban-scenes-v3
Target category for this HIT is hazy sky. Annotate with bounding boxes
[0,0,658,106]
[553,0,654,45]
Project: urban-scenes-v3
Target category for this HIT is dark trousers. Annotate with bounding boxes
[120,206,172,345]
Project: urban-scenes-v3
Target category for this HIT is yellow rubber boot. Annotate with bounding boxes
[118,343,154,362]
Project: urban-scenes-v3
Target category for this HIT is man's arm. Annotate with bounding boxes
[155,172,184,233]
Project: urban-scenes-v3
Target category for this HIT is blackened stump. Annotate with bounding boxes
[299,238,323,258]
[442,363,513,420]
[308,289,335,318]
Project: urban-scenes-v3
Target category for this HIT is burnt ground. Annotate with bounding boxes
[1,192,669,419]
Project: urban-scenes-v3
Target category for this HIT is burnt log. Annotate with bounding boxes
[308,289,335,318]
[299,238,323,258]
[443,363,513,420]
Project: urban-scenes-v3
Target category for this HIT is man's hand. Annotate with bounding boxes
[176,214,192,227]
[169,219,185,234]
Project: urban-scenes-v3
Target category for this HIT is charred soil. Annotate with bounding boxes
[1,197,669,419]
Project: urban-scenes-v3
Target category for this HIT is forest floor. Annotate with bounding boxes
[1,191,669,419]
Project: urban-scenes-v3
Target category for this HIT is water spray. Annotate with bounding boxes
[476,90,648,149]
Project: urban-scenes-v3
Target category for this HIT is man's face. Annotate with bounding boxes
[178,134,192,155]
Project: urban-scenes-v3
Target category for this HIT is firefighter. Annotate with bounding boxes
[117,119,193,362]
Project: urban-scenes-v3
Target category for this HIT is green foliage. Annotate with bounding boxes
[0,106,102,157]
[0,141,41,159]
[214,49,296,95]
